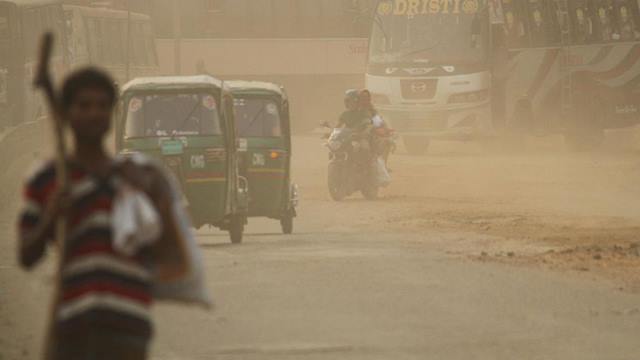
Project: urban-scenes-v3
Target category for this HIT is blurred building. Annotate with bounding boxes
[55,0,377,131]
[149,0,375,39]
[53,0,375,39]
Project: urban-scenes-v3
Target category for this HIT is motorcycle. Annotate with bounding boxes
[324,126,380,201]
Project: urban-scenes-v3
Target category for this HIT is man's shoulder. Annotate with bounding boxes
[24,160,56,189]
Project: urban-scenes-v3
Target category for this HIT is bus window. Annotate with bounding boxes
[0,13,9,39]
[502,0,528,48]
[569,1,594,44]
[369,2,487,67]
[593,1,615,42]
[612,0,640,41]
[524,0,560,47]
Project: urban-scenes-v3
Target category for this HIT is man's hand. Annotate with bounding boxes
[20,186,71,269]
[41,187,71,233]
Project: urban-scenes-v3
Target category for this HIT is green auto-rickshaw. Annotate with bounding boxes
[228,81,298,234]
[116,76,248,243]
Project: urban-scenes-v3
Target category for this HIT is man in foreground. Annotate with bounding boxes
[18,68,186,360]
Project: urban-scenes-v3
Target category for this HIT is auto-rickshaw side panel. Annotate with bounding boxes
[229,86,294,222]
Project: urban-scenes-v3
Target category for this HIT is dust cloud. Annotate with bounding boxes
[1,1,640,360]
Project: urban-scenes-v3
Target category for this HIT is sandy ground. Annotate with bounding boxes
[1,125,639,359]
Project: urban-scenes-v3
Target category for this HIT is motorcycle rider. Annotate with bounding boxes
[337,89,370,131]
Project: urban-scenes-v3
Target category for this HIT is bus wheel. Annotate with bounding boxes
[229,215,245,244]
[403,136,430,155]
[280,214,294,235]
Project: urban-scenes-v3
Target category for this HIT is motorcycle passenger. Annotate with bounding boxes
[358,90,395,168]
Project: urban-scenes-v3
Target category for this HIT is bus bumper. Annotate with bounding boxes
[378,102,493,140]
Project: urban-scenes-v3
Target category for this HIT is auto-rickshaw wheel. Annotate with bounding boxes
[280,215,294,235]
[361,185,379,201]
[229,216,245,244]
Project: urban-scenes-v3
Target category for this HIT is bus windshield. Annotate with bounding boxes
[234,97,282,137]
[369,0,487,66]
[125,92,222,138]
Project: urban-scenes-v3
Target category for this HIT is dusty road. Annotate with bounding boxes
[1,127,640,359]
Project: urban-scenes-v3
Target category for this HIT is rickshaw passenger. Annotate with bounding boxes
[358,90,394,171]
[235,99,282,137]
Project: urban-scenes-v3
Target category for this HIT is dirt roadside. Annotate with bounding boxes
[298,130,640,292]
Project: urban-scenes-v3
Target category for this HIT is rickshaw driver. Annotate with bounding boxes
[262,102,281,136]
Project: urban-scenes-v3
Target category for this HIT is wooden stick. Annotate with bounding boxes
[33,32,69,360]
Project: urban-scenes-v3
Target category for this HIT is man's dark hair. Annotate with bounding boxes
[61,67,117,111]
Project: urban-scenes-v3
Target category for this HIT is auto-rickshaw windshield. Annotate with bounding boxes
[125,92,222,138]
[234,97,282,137]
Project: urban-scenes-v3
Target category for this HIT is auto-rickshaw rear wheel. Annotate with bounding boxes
[280,214,294,235]
[229,215,245,244]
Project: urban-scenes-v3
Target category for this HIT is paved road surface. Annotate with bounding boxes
[1,133,640,360]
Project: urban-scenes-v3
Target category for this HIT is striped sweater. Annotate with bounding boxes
[19,162,154,338]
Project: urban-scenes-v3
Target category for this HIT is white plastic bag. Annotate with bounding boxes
[119,153,212,308]
[112,183,162,257]
[376,157,391,187]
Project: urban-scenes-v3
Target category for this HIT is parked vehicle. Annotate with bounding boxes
[0,0,159,126]
[228,81,298,234]
[116,75,248,243]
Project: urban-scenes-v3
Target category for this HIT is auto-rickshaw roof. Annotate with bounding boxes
[121,75,227,94]
[226,80,287,99]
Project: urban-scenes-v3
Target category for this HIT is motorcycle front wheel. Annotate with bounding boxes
[361,183,378,200]
[328,161,347,201]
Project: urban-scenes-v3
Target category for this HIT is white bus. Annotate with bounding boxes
[366,0,640,154]
[0,0,158,127]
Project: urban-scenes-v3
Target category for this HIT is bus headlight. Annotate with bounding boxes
[448,90,489,104]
